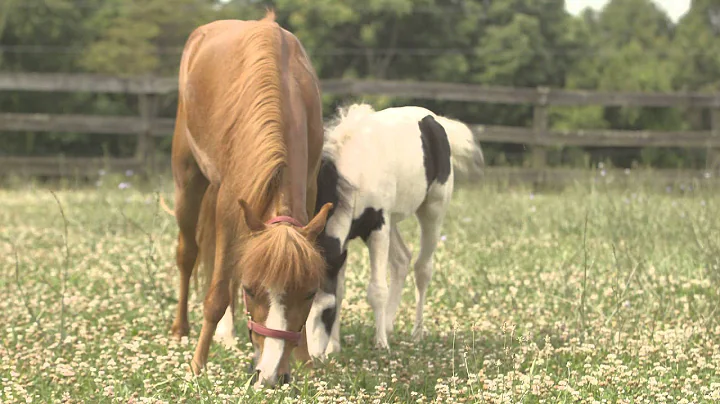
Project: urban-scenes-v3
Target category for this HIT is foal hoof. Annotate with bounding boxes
[374,338,390,351]
[325,339,341,356]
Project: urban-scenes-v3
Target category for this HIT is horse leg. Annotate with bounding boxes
[191,188,236,375]
[170,171,208,339]
[366,214,391,350]
[385,221,412,335]
[214,283,237,348]
[411,198,447,341]
[191,184,236,348]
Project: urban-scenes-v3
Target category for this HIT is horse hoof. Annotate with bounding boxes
[190,360,204,376]
[170,322,189,339]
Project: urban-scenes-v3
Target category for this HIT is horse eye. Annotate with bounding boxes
[306,291,317,300]
[243,286,255,298]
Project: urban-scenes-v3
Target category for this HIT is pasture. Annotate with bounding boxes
[1,172,719,403]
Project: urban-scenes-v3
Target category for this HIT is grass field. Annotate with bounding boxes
[2,172,720,403]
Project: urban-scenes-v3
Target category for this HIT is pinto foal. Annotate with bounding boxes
[166,12,331,388]
[301,104,485,359]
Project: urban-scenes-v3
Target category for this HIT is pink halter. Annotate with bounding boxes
[265,215,303,228]
[243,215,304,344]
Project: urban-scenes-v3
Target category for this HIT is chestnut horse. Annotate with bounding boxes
[167,11,331,388]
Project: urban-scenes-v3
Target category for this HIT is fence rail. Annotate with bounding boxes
[3,72,720,107]
[1,72,719,179]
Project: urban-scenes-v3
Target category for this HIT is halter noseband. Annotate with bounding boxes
[242,215,305,344]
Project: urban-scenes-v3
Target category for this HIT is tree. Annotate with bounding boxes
[0,0,711,169]
[673,0,720,92]
[80,0,220,76]
[556,0,692,168]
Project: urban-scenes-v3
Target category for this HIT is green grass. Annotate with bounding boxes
[2,172,720,403]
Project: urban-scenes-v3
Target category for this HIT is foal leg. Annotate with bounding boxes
[366,215,391,350]
[384,222,412,335]
[291,175,320,366]
[325,262,347,356]
[170,172,208,339]
[411,198,447,341]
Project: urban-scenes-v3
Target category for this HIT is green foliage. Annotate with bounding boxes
[80,0,219,76]
[0,0,716,169]
[673,0,720,91]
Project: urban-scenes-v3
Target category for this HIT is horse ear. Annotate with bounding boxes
[302,202,333,242]
[238,199,266,232]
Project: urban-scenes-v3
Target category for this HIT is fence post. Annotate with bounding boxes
[136,93,159,175]
[709,99,720,174]
[532,87,549,180]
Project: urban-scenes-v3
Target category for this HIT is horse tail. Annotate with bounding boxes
[435,116,485,184]
[159,195,176,217]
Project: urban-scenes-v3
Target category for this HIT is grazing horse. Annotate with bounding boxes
[166,11,332,388]
[301,103,484,359]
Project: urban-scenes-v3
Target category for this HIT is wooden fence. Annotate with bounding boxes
[1,72,719,181]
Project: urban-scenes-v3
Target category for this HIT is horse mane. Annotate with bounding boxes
[216,10,286,217]
[322,102,376,162]
[240,224,325,292]
[205,10,326,291]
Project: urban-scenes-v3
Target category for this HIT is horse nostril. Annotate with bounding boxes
[250,369,260,385]
[280,373,291,385]
[246,362,255,375]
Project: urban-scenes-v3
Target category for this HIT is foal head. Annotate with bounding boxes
[237,199,332,388]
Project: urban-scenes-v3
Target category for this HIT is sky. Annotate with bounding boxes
[566,0,691,22]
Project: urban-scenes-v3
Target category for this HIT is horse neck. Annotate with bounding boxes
[267,177,306,223]
[276,118,311,224]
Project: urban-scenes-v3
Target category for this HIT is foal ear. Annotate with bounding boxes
[301,202,333,242]
[238,199,266,232]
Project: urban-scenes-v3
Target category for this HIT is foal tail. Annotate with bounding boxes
[435,116,485,184]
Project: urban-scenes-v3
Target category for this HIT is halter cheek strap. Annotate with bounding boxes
[243,215,305,344]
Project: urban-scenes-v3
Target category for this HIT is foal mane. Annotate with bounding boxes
[216,11,325,292]
[322,102,376,162]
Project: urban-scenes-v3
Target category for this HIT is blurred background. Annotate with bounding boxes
[0,0,716,184]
